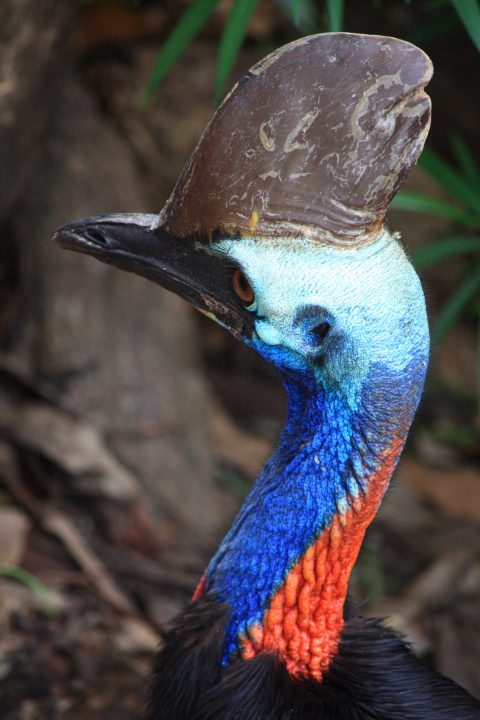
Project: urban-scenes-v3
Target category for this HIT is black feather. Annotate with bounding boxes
[145,596,480,720]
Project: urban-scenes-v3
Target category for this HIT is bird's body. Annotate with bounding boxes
[53,32,480,720]
[149,599,479,719]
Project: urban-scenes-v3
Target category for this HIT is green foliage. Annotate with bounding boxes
[450,0,480,52]
[391,191,480,228]
[419,146,480,213]
[142,0,333,107]
[432,266,480,345]
[278,0,320,33]
[140,0,219,109]
[0,564,56,616]
[395,136,480,376]
[141,0,480,106]
[412,237,480,268]
[326,0,344,31]
[215,0,261,104]
[450,133,480,188]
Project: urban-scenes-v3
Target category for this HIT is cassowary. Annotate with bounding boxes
[53,32,480,720]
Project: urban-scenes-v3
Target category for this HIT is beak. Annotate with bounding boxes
[52,213,254,339]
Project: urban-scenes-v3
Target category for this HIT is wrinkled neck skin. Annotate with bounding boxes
[201,230,429,681]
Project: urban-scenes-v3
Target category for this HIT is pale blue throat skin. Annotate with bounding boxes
[200,228,430,665]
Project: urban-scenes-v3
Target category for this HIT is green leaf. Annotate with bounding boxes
[290,0,300,23]
[419,146,480,213]
[276,0,321,32]
[0,564,56,616]
[450,133,480,189]
[433,266,480,345]
[326,0,344,31]
[141,0,220,109]
[450,0,480,52]
[215,0,261,104]
[391,190,480,228]
[412,236,480,268]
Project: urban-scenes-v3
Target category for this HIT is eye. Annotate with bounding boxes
[232,268,254,305]
[311,322,331,344]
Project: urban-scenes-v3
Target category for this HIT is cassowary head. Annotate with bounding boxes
[54,33,432,402]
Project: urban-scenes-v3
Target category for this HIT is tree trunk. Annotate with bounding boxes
[0,1,221,548]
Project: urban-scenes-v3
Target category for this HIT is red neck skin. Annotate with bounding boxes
[240,436,404,680]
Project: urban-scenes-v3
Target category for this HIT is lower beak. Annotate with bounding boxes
[52,213,253,338]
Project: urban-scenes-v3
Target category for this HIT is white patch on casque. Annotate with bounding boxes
[211,229,429,397]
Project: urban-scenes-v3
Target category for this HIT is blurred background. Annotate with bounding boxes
[0,0,479,717]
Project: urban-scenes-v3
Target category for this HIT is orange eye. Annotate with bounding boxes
[232,268,254,305]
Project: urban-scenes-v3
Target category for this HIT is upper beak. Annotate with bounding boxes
[52,213,254,339]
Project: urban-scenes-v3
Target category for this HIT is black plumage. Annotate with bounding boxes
[146,597,480,720]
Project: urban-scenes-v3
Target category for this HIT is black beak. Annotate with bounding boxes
[52,213,254,339]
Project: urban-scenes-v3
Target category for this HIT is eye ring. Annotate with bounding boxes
[232,268,255,306]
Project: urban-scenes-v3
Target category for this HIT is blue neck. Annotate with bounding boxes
[204,356,426,665]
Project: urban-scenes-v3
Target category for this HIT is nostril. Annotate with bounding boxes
[85,228,109,247]
[311,322,331,344]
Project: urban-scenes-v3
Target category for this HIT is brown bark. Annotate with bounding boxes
[0,1,222,546]
[0,1,74,219]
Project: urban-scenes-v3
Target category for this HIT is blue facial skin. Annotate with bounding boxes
[202,230,430,665]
